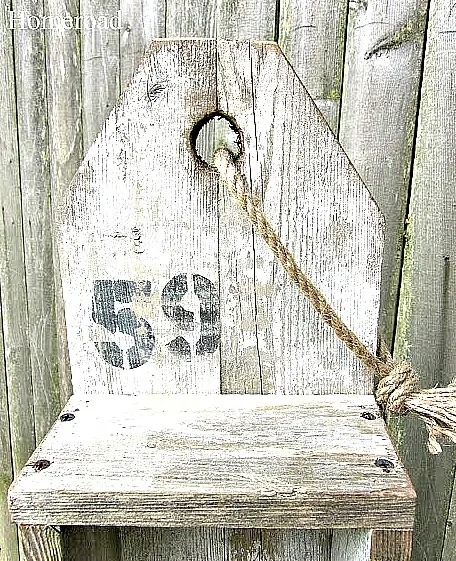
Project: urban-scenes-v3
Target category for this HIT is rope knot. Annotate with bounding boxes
[375,362,419,415]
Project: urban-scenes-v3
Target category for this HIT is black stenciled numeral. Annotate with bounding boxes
[92,280,155,369]
[162,274,220,358]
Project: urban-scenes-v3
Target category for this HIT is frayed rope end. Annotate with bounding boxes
[376,364,456,454]
[406,387,456,454]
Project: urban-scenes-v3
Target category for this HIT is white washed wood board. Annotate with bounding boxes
[9,394,415,529]
[55,39,384,397]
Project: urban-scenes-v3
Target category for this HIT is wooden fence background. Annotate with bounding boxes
[0,0,455,560]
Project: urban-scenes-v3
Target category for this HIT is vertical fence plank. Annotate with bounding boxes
[166,0,276,39]
[12,0,62,445]
[0,292,19,561]
[119,0,165,90]
[0,4,36,558]
[0,0,36,494]
[80,0,120,151]
[339,0,428,347]
[278,0,348,133]
[442,483,456,561]
[44,0,83,403]
[394,1,456,560]
[371,530,413,561]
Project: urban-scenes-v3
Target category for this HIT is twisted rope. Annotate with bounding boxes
[214,147,456,455]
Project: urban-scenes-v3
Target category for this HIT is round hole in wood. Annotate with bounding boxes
[191,112,242,167]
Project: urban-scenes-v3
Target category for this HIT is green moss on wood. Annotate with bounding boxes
[394,214,414,362]
[326,88,340,101]
[365,11,427,60]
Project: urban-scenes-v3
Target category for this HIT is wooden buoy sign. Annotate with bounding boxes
[59,38,384,396]
[9,40,415,561]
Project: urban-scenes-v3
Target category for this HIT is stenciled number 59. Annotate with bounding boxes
[92,275,220,369]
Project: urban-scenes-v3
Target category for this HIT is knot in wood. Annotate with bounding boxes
[375,362,419,415]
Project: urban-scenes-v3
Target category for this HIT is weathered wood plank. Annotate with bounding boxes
[121,528,332,561]
[371,529,413,561]
[12,0,62,446]
[0,0,36,484]
[278,0,348,133]
[119,0,165,91]
[9,394,415,529]
[442,481,456,561]
[332,530,372,561]
[120,528,224,561]
[165,0,277,166]
[339,0,428,347]
[43,0,84,403]
[118,20,265,561]
[57,39,220,394]
[55,37,382,413]
[61,5,121,557]
[393,2,456,560]
[163,0,278,388]
[80,0,121,151]
[165,0,276,39]
[217,40,381,396]
[61,527,120,561]
[0,293,19,561]
[261,530,331,560]
[19,526,62,561]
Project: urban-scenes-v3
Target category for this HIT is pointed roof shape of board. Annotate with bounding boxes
[55,39,384,397]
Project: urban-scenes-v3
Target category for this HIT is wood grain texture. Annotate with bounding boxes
[81,0,121,151]
[278,0,347,133]
[19,526,62,561]
[339,0,428,347]
[393,2,456,560]
[0,0,36,482]
[166,0,278,369]
[216,41,382,396]
[122,528,332,561]
[119,0,165,90]
[44,0,84,403]
[61,527,120,561]
[12,0,62,445]
[332,530,372,561]
[57,39,220,394]
[9,394,415,528]
[120,528,224,561]
[0,290,19,561]
[371,529,412,561]
[165,0,277,168]
[67,3,122,555]
[442,481,456,561]
[165,0,277,39]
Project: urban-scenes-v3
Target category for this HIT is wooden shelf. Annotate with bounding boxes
[9,394,415,529]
